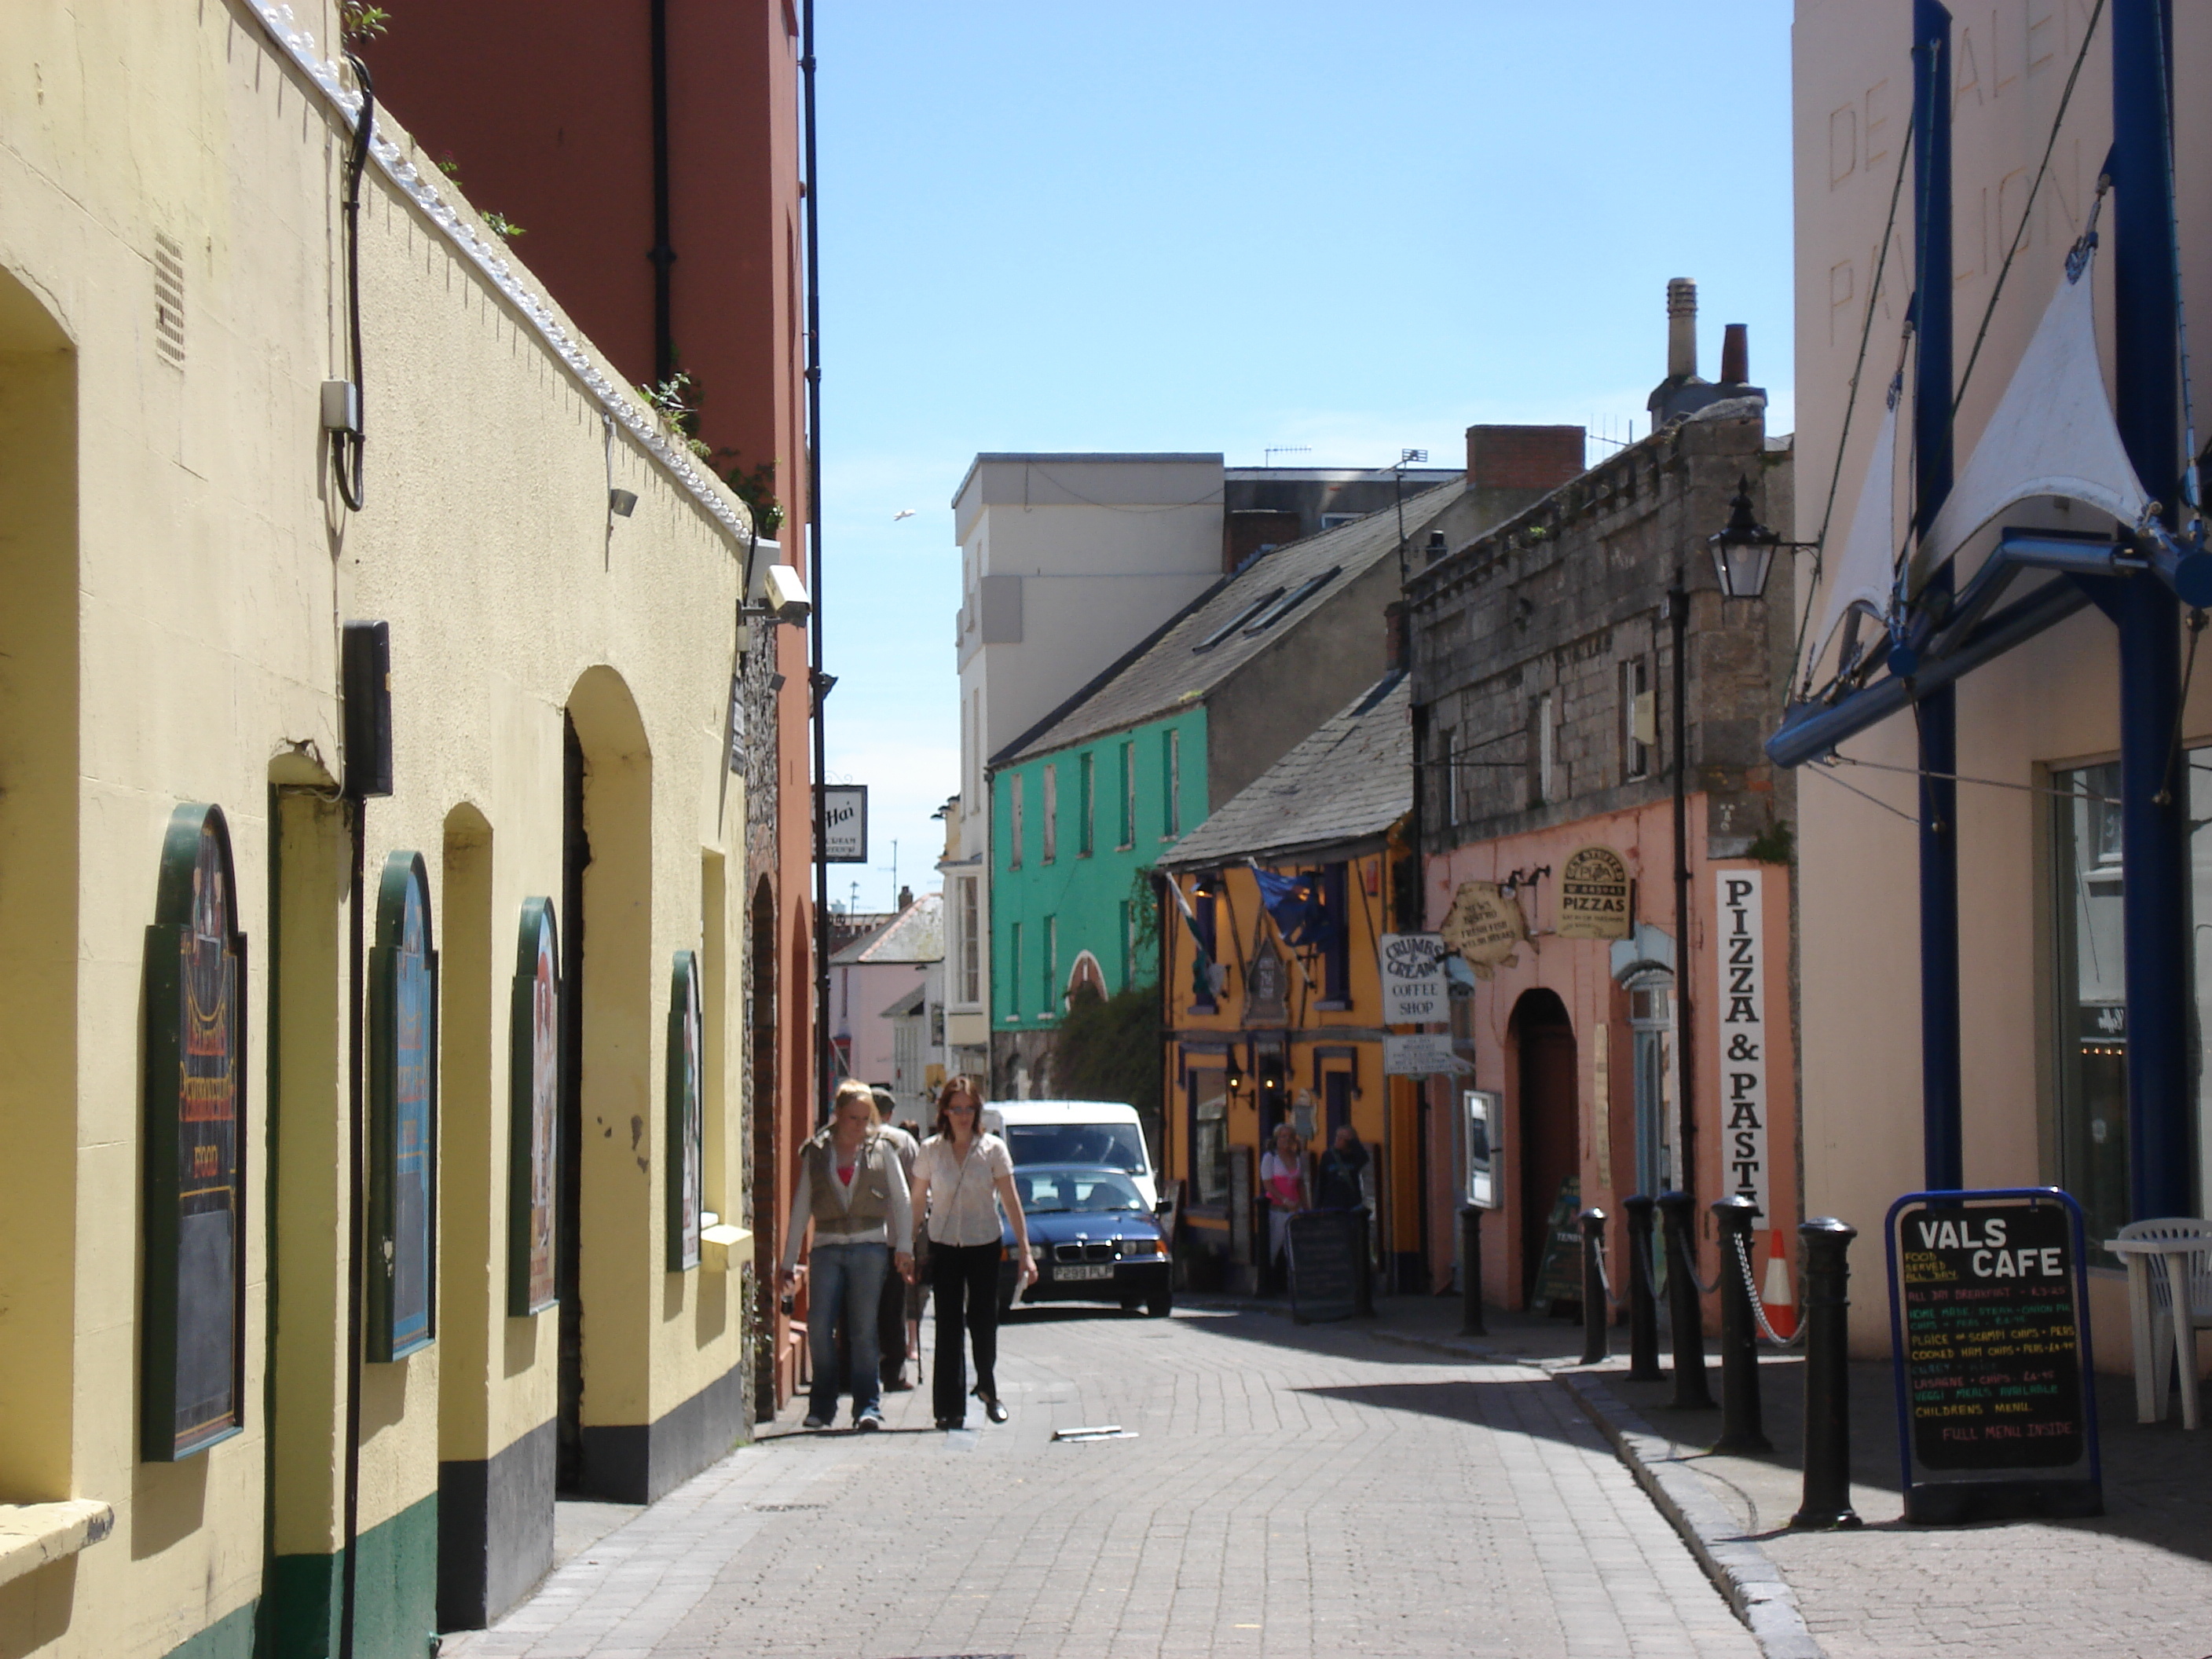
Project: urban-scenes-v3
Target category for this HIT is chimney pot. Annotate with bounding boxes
[1719,323,1749,386]
[1666,277,1698,380]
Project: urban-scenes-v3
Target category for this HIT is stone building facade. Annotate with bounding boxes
[1407,390,1800,1324]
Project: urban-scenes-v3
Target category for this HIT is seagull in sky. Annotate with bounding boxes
[892,508,915,522]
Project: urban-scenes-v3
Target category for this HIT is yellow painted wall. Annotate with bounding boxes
[0,3,756,1653]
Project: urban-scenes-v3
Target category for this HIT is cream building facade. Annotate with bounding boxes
[1791,0,2212,1368]
[0,5,762,1655]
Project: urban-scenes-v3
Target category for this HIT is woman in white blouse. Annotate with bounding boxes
[910,1076,1036,1428]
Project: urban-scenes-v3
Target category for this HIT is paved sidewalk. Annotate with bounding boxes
[445,1302,1756,1657]
[1368,1292,2212,1659]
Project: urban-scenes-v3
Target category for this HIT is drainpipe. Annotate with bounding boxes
[1668,577,1696,1209]
[2111,0,2192,1219]
[1910,0,1962,1192]
[803,0,832,1124]
[648,0,676,386]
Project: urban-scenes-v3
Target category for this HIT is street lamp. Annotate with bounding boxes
[1705,474,1801,600]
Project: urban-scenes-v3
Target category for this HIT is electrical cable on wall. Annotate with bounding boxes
[333,52,373,512]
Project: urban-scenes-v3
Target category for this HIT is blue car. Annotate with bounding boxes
[999,1164,1173,1319]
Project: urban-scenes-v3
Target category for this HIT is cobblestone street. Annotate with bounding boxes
[445,1304,1756,1658]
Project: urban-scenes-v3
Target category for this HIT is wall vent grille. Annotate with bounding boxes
[153,233,185,368]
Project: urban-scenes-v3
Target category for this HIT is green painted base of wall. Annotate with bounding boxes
[163,1600,256,1659]
[267,1492,438,1659]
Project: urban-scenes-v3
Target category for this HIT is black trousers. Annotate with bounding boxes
[877,1250,908,1385]
[930,1241,1002,1423]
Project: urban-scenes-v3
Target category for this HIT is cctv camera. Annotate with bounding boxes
[763,563,811,625]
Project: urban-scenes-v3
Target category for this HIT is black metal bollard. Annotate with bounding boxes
[1710,1196,1772,1452]
[1579,1208,1610,1364]
[1657,1191,1714,1409]
[1624,1195,1664,1382]
[1459,1205,1487,1336]
[1791,1218,1864,1529]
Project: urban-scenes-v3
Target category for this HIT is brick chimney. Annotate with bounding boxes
[1465,424,1585,492]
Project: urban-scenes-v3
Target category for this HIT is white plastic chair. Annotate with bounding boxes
[2109,1218,2212,1429]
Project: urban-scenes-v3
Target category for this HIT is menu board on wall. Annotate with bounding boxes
[141,804,248,1461]
[508,898,561,1316]
[666,951,704,1272]
[1884,1188,2103,1523]
[369,851,438,1361]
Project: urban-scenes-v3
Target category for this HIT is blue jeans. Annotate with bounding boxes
[808,1242,889,1421]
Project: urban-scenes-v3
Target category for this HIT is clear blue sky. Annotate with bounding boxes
[815,1,1796,913]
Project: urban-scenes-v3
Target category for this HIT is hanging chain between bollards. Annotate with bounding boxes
[1730,1226,1807,1349]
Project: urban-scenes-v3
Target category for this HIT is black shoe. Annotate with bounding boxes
[974,1386,1009,1424]
[883,1376,914,1393]
[935,1415,962,1430]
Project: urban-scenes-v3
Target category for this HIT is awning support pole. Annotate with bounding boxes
[2112,0,2195,1221]
[1911,0,1963,1192]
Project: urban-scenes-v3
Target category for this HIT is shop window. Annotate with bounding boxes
[1005,921,1023,1024]
[1192,1075,1230,1206]
[1007,774,1024,871]
[1119,741,1136,848]
[1621,657,1653,781]
[1163,729,1182,837]
[959,877,980,1005]
[1079,752,1095,856]
[2051,760,2127,1249]
[1626,974,1675,1197]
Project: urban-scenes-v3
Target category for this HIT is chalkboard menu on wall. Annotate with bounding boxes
[1884,1188,2103,1523]
[141,804,248,1461]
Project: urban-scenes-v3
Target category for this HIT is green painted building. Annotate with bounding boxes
[984,486,1476,1096]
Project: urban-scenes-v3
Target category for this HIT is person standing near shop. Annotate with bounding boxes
[1261,1122,1308,1286]
[910,1076,1035,1430]
[870,1087,920,1392]
[1316,1124,1369,1210]
[777,1080,914,1431]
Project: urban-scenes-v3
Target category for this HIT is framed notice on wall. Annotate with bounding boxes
[667,951,705,1271]
[508,898,561,1317]
[141,804,248,1461]
[368,851,438,1361]
[820,784,868,862]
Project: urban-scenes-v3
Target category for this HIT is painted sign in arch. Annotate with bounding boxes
[141,803,248,1461]
[667,950,705,1271]
[1556,845,1632,939]
[508,898,561,1316]
[369,851,438,1361]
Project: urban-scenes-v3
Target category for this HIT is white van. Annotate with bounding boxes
[983,1099,1159,1209]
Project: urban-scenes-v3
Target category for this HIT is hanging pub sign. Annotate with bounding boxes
[820,784,868,862]
[369,851,438,1361]
[508,898,561,1317]
[141,804,248,1461]
[1378,932,1448,1024]
[1714,871,1770,1223]
[1441,881,1524,976]
[667,951,705,1271]
[1884,1188,2102,1524]
[1556,845,1631,939]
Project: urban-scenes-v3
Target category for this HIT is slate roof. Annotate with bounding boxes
[1159,672,1412,870]
[830,892,943,965]
[994,479,1459,765]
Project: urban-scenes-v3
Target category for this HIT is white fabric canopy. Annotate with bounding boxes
[1810,393,1902,671]
[1914,250,2149,592]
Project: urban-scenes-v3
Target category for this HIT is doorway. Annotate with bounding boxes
[1512,990,1580,1304]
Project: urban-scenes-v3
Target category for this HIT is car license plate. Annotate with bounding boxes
[1053,1263,1113,1281]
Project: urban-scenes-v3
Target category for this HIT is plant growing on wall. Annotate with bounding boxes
[717,452,786,536]
[1051,982,1161,1155]
[341,2,390,45]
